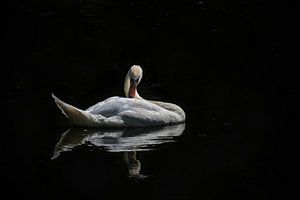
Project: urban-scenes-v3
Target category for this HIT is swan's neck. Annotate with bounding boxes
[124,74,143,99]
[134,91,143,99]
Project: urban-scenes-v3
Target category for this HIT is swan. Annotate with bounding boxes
[52,65,185,127]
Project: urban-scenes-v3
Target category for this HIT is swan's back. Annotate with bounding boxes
[86,97,185,127]
[87,97,162,114]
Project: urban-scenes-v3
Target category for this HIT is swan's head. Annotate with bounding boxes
[124,65,143,98]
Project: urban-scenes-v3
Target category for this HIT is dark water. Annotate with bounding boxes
[3,0,298,199]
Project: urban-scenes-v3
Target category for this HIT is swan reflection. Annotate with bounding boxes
[52,124,185,177]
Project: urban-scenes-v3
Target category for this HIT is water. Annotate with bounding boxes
[2,85,271,199]
[3,0,294,199]
[53,124,185,156]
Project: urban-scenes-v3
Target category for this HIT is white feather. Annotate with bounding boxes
[52,65,185,127]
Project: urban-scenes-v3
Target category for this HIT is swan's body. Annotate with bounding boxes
[52,65,185,127]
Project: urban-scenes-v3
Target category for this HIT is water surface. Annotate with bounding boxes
[2,0,286,199]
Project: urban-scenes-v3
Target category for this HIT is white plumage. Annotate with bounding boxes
[52,65,185,127]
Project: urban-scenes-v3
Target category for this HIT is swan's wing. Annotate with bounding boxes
[149,100,186,121]
[85,96,122,117]
[86,97,158,115]
[85,97,184,127]
[118,107,179,127]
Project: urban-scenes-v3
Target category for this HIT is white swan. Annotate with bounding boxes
[52,65,185,127]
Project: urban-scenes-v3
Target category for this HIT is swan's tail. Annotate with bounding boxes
[52,93,102,127]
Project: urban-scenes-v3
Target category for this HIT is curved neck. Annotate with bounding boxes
[124,74,143,99]
[134,91,143,99]
[124,73,131,98]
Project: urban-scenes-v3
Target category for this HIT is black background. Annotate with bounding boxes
[2,0,299,199]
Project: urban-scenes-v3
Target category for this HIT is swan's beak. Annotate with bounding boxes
[129,78,139,98]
